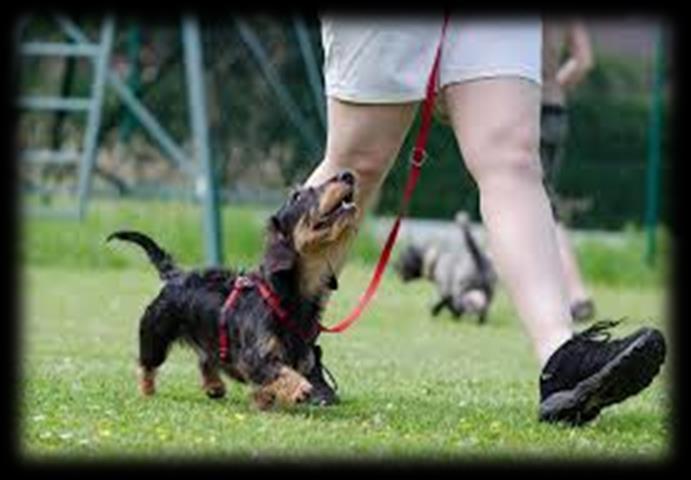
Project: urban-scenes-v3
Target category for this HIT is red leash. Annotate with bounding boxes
[319,14,450,334]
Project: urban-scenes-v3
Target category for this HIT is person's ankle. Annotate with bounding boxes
[536,328,573,368]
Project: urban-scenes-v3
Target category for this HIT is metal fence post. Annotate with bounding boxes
[292,15,326,135]
[120,22,141,142]
[183,15,223,266]
[76,15,115,219]
[644,24,664,267]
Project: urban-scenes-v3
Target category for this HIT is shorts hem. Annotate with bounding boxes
[441,66,542,87]
[326,69,541,104]
[326,87,425,104]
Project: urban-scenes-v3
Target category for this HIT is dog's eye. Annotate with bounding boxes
[290,191,301,203]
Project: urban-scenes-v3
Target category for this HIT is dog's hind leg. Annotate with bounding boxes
[478,310,488,325]
[137,294,180,396]
[198,357,226,399]
[431,296,451,317]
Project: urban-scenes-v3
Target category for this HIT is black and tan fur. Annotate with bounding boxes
[108,171,358,410]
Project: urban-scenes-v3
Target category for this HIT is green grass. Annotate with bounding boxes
[23,199,668,288]
[19,199,672,462]
[21,264,671,462]
[576,225,671,288]
[22,198,383,270]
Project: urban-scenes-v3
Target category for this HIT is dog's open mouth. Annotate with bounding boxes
[314,187,356,230]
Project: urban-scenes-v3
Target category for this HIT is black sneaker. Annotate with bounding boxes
[539,320,666,426]
[306,344,340,406]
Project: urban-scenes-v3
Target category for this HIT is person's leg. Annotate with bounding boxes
[444,77,572,366]
[540,106,593,320]
[445,77,666,425]
[303,97,418,270]
[555,222,592,309]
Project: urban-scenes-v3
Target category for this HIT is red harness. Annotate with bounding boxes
[218,274,319,361]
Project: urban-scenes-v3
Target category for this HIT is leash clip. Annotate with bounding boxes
[410,147,429,168]
[234,275,255,289]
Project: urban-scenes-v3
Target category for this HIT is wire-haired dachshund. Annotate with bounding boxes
[395,211,497,324]
[107,171,358,410]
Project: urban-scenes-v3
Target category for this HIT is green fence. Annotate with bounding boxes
[378,53,671,231]
[16,17,671,231]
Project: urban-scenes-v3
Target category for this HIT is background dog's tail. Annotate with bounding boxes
[455,212,495,283]
[107,230,180,281]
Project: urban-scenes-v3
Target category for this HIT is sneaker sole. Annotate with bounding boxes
[539,328,666,426]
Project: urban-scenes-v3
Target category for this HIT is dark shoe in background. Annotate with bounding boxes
[571,299,596,323]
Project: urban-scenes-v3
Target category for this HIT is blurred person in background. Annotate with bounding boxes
[542,18,596,323]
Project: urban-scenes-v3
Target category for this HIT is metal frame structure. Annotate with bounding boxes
[18,14,327,266]
[18,14,224,264]
[18,15,115,219]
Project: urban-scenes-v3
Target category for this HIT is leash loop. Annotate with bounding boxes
[410,147,429,168]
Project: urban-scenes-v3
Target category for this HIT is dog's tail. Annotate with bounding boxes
[455,213,494,281]
[107,230,180,281]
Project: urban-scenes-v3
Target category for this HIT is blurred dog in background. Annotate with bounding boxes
[396,212,497,324]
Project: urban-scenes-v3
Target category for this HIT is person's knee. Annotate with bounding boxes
[327,142,397,189]
[464,122,543,187]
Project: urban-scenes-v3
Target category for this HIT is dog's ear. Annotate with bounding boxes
[265,216,297,275]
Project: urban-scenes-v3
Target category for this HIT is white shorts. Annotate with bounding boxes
[321,15,542,103]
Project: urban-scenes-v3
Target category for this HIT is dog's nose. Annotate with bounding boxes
[338,171,355,186]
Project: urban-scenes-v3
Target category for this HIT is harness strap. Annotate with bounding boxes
[319,13,450,334]
[219,275,319,361]
[218,276,254,361]
[255,279,319,341]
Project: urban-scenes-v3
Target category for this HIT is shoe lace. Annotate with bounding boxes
[320,361,339,393]
[313,344,339,392]
[576,318,624,342]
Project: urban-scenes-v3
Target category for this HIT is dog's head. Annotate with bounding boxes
[395,244,424,282]
[263,171,359,296]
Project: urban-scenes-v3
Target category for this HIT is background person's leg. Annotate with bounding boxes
[304,97,417,270]
[540,106,593,321]
[444,78,573,366]
[555,222,592,314]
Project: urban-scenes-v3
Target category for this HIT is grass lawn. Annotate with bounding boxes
[20,262,672,463]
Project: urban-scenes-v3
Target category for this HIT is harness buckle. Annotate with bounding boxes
[234,275,255,289]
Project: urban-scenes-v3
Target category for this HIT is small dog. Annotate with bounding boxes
[108,171,358,410]
[396,212,497,323]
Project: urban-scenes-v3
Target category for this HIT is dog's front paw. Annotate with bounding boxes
[253,367,313,409]
[251,389,276,410]
[290,378,313,404]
